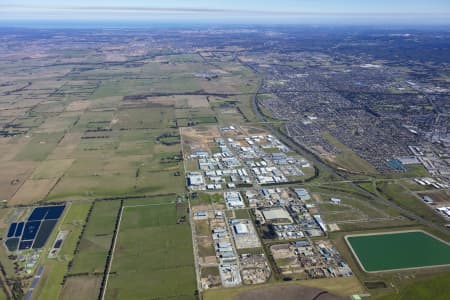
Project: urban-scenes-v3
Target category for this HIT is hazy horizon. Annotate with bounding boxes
[1,0,450,26]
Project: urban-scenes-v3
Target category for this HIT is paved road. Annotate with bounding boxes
[180,127,203,296]
[24,265,44,300]
[242,61,450,237]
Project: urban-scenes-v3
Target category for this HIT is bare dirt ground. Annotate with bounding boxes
[312,193,323,203]
[32,159,74,180]
[181,125,220,154]
[191,203,226,213]
[128,95,210,108]
[0,138,29,162]
[59,275,102,300]
[201,256,217,265]
[191,204,211,213]
[271,244,295,260]
[35,113,79,133]
[241,125,267,136]
[35,100,66,113]
[235,285,345,300]
[47,132,82,160]
[0,161,36,200]
[66,100,91,111]
[9,178,58,205]
[328,223,341,232]
[0,107,29,118]
[174,95,209,108]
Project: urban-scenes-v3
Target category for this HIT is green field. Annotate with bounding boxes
[70,200,121,274]
[346,231,450,272]
[33,202,92,300]
[0,37,262,299]
[0,289,6,300]
[320,131,378,174]
[375,182,444,224]
[105,200,196,300]
[378,272,450,300]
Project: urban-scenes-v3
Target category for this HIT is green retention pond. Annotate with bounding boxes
[345,230,450,272]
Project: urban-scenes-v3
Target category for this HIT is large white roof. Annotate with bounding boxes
[234,223,249,234]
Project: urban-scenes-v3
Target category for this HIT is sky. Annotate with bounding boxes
[1,0,450,25]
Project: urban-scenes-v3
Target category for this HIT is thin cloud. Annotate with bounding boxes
[2,5,450,16]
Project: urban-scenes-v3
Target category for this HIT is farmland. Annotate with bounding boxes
[0,26,449,300]
[0,28,258,299]
[31,202,92,300]
[105,198,196,300]
[69,200,121,274]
